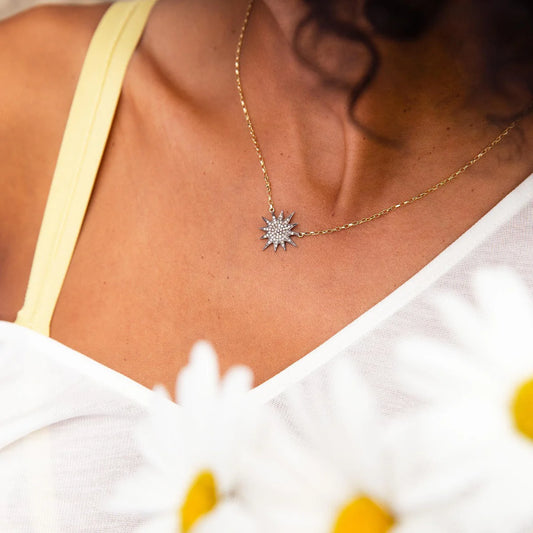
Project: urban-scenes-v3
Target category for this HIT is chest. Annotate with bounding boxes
[5,75,521,394]
[43,105,478,393]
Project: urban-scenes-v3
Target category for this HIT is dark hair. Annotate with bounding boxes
[294,0,533,127]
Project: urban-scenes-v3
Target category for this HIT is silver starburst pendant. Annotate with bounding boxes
[260,211,299,251]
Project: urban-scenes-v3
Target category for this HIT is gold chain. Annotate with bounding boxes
[235,0,518,239]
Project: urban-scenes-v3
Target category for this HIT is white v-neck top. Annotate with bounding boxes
[3,176,533,532]
[2,0,533,531]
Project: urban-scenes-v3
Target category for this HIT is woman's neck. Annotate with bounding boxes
[236,0,533,216]
[146,0,533,221]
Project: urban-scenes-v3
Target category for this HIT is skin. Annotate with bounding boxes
[0,0,532,392]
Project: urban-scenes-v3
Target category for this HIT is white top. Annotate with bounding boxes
[2,0,533,531]
[3,174,533,531]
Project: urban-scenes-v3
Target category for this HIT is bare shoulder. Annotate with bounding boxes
[0,2,110,317]
[0,2,111,129]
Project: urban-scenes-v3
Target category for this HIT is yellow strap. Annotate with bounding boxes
[15,0,158,336]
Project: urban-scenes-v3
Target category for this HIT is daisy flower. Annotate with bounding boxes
[107,341,260,533]
[242,358,449,533]
[395,267,533,532]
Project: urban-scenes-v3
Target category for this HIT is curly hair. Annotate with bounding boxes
[294,0,533,125]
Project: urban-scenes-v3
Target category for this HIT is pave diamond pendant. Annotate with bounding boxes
[260,211,299,251]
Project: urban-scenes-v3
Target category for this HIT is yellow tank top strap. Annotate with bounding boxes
[15,0,158,336]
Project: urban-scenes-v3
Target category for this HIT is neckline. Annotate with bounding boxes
[3,172,533,407]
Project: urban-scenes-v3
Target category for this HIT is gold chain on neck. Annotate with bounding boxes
[235,0,519,240]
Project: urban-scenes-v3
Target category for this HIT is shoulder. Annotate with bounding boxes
[0,2,110,316]
[0,2,111,97]
[0,1,112,217]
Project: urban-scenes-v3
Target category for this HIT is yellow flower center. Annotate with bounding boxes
[513,378,533,441]
[332,495,395,533]
[180,470,218,532]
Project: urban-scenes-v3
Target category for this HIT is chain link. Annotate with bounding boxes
[235,0,519,238]
[235,0,276,214]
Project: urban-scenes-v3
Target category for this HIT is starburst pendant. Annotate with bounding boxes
[260,211,299,251]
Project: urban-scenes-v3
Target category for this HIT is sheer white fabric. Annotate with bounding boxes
[2,174,533,532]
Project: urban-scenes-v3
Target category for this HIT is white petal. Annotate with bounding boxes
[192,501,259,533]
[474,268,533,377]
[329,358,379,437]
[177,341,220,408]
[474,267,533,339]
[212,365,257,485]
[396,337,495,402]
[211,413,261,492]
[282,384,327,455]
[220,365,254,398]
[136,391,187,474]
[392,515,448,533]
[249,502,332,533]
[135,513,177,533]
[432,291,496,361]
[432,268,533,381]
[327,359,387,495]
[450,465,533,533]
[388,403,507,513]
[106,465,180,514]
[248,412,348,506]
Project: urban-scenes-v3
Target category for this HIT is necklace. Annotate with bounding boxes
[235,0,519,252]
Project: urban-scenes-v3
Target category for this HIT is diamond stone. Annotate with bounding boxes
[260,211,298,251]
